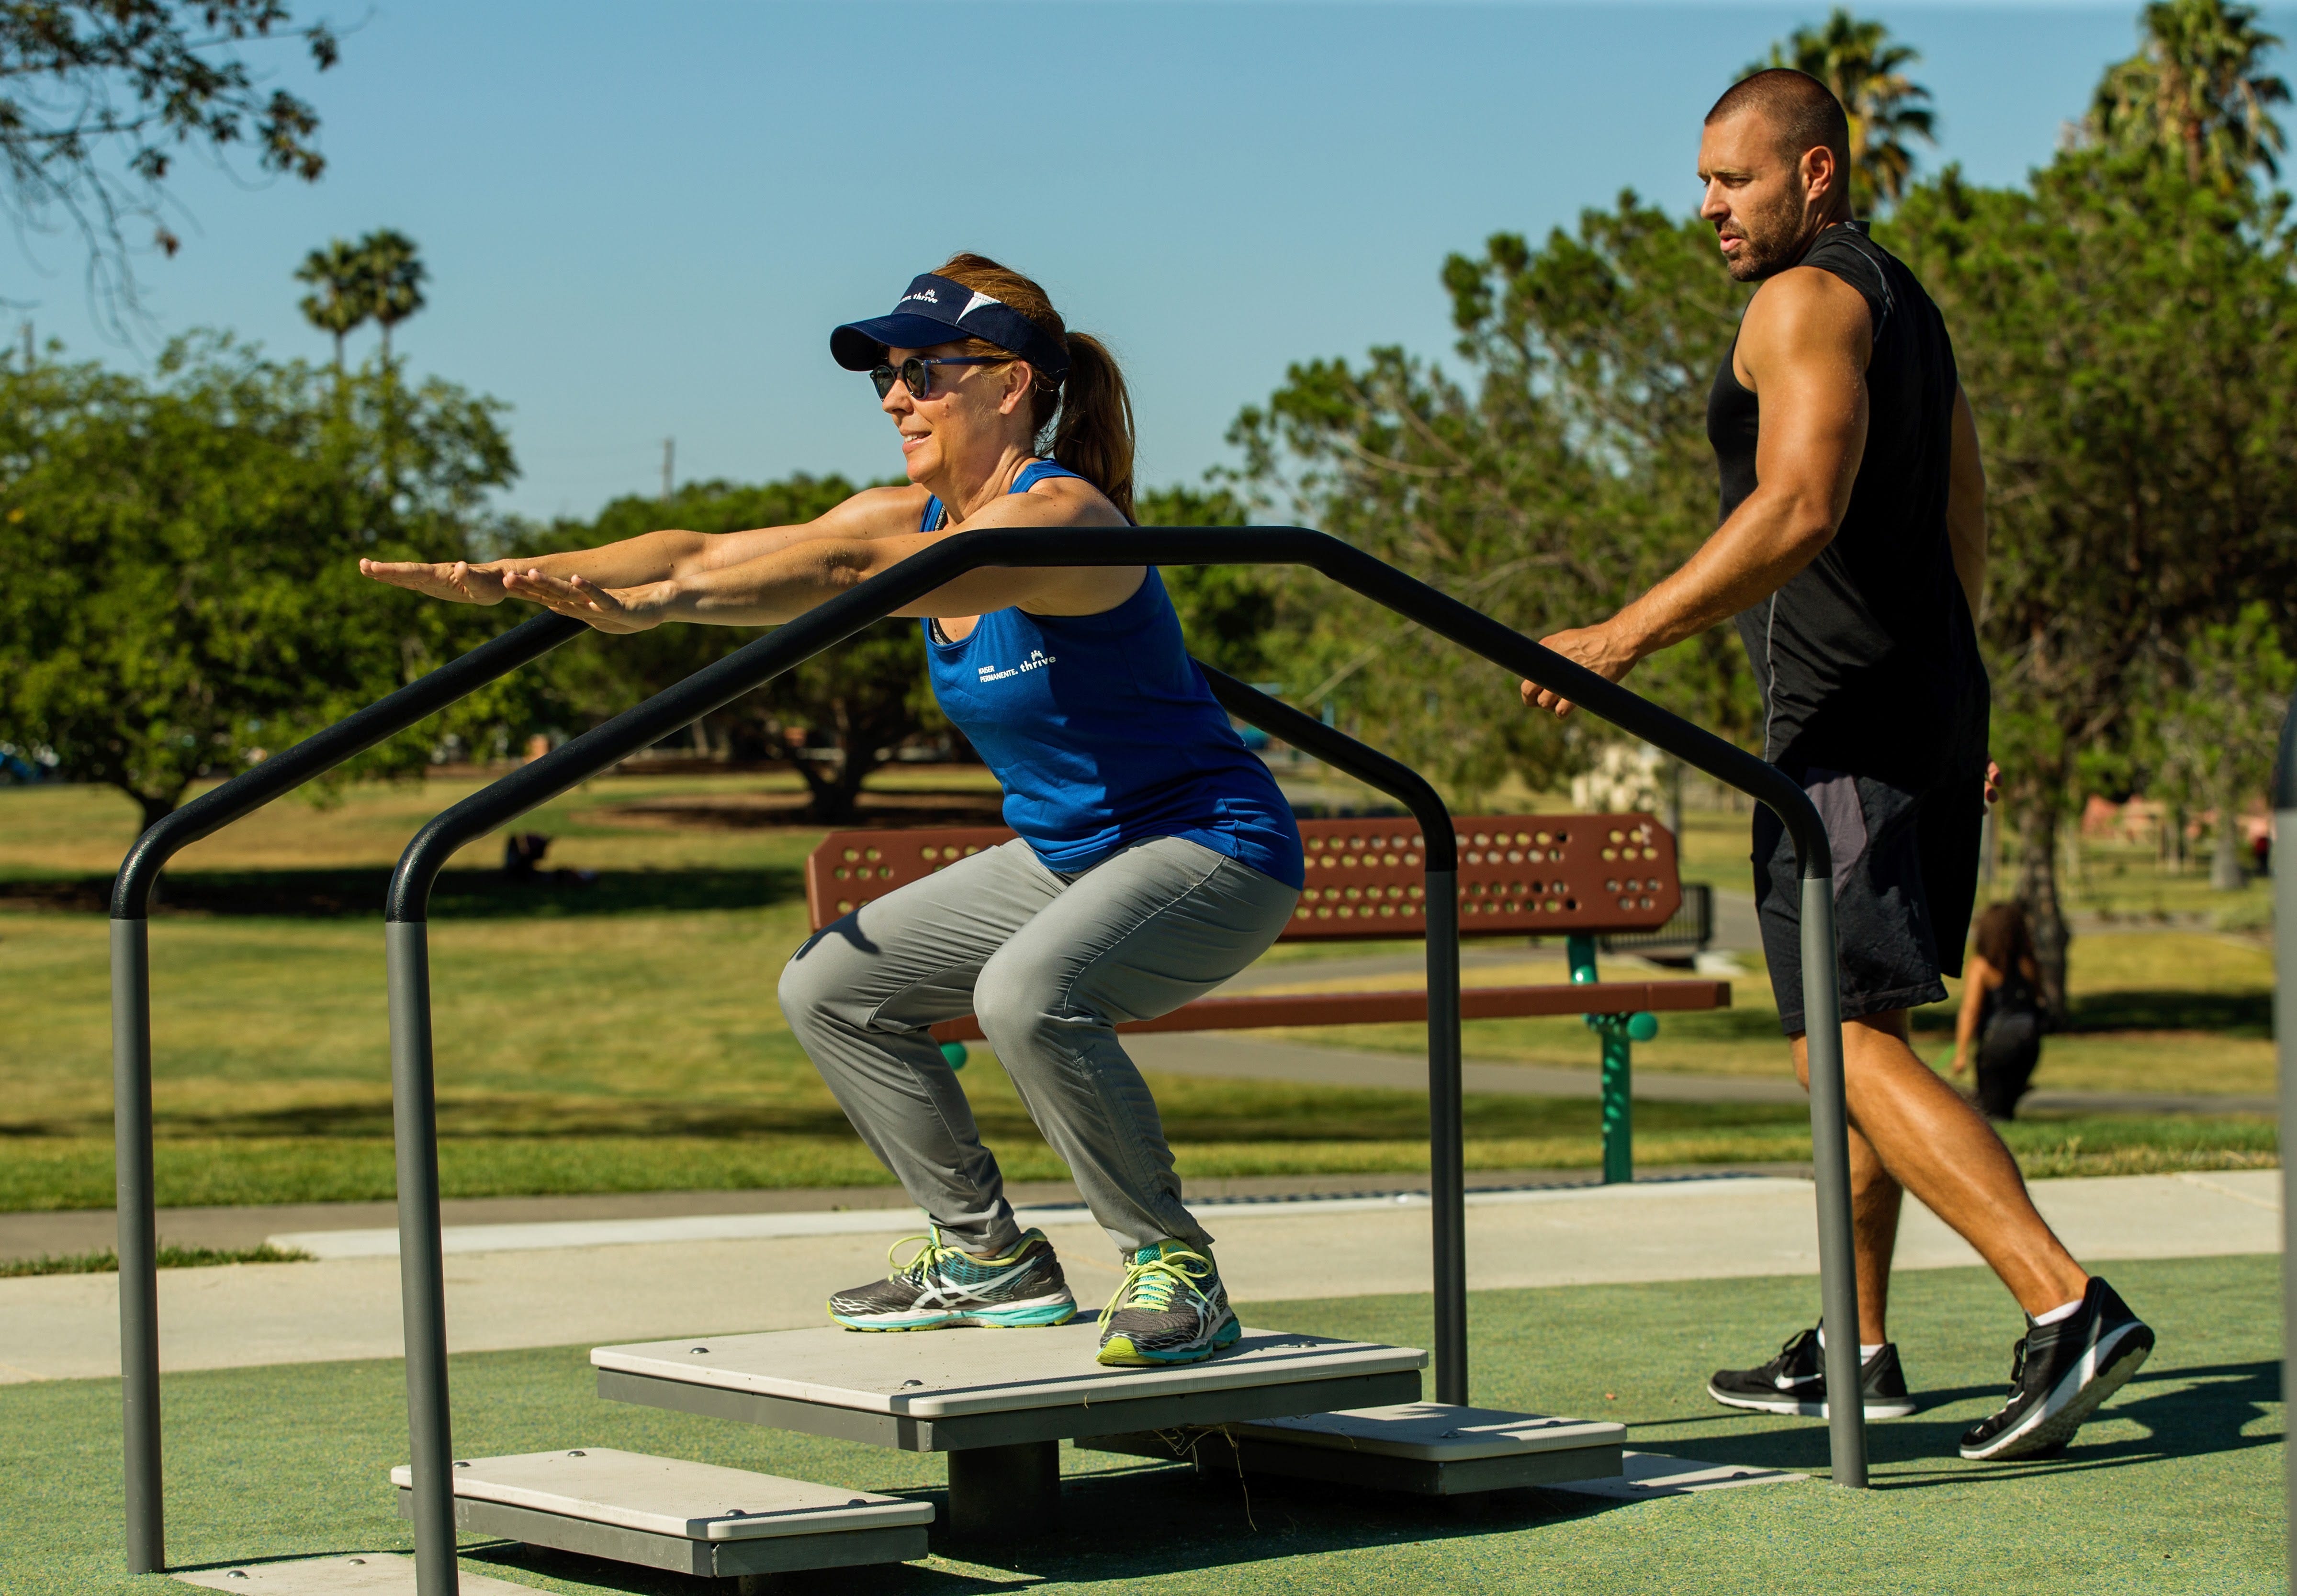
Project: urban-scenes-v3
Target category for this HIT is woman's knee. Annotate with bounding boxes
[971,954,1067,1058]
[776,938,847,1035]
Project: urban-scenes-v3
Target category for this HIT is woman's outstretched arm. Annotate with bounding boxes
[358,484,931,605]
[501,476,1140,631]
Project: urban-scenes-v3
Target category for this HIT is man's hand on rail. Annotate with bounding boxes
[499,569,669,633]
[1521,623,1640,719]
[359,558,511,606]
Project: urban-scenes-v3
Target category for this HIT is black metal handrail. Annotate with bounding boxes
[377,528,1864,1595]
[1196,663,1466,1404]
[104,610,584,1574]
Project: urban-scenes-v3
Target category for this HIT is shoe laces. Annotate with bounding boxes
[1100,1248,1214,1330]
[2005,1333,2031,1391]
[886,1227,966,1284]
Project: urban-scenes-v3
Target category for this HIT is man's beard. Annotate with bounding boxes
[1719,196,1809,282]
[1722,227,1800,282]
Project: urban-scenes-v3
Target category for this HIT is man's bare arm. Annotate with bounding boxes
[1945,385,1986,620]
[1525,266,1873,716]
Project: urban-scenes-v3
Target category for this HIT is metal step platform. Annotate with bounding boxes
[1081,1402,1625,1496]
[592,1322,1427,1535]
[386,1448,931,1581]
[175,1554,544,1593]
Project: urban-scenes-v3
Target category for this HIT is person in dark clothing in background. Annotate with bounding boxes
[1520,68,2152,1461]
[1953,901,2048,1121]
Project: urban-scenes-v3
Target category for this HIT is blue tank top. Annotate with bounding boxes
[920,462,1303,887]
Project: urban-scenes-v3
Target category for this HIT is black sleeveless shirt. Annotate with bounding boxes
[1708,222,1987,789]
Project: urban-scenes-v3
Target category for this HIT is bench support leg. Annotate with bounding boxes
[945,1440,1060,1539]
[1599,1029,1633,1185]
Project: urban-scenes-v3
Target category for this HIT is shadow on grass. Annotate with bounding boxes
[0,865,803,918]
[1629,1358,2281,1489]
[1906,990,2272,1038]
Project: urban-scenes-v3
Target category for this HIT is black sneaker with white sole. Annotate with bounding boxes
[1958,1277,2153,1461]
[1707,1325,1918,1419]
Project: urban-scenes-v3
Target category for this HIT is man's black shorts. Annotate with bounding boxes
[1752,766,1984,1035]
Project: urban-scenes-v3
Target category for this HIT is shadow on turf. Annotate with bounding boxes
[1623,1358,2280,1487]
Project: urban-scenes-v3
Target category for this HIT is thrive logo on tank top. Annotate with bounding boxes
[918,461,1303,888]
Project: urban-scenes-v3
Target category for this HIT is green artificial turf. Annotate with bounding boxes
[0,1254,2279,1595]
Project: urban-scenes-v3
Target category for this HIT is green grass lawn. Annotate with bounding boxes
[0,780,2278,1212]
[0,1253,2278,1595]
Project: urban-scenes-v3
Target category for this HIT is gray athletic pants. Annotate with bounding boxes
[778,835,1299,1258]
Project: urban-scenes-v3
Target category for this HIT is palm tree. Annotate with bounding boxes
[294,238,370,371]
[358,229,428,365]
[1747,10,1937,214]
[2090,0,2289,191]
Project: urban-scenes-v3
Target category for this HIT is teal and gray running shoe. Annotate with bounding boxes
[828,1227,1076,1331]
[1096,1240,1241,1367]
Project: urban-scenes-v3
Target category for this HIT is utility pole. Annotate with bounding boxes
[19,321,30,369]
[661,437,674,504]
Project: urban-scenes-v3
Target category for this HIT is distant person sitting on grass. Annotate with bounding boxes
[360,254,1301,1371]
[1951,902,2048,1122]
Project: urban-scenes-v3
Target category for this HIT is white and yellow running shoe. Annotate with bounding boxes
[827,1226,1077,1331]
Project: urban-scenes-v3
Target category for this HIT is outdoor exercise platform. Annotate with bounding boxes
[111,523,1873,1594]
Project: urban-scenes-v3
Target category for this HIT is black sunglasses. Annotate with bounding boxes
[869,355,1004,401]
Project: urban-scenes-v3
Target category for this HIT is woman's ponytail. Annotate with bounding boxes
[931,252,1138,522]
[1051,332,1135,523]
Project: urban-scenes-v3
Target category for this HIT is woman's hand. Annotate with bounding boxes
[360,558,510,606]
[1948,1044,1970,1077]
[500,568,670,633]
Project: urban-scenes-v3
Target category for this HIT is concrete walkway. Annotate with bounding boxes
[0,1169,2275,1384]
[1123,1032,2278,1116]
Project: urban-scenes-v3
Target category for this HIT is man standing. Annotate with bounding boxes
[1522,69,2152,1461]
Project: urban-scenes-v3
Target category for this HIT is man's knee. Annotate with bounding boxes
[1789,1010,1914,1087]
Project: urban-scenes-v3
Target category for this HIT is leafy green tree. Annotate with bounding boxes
[515,476,941,824]
[1136,484,1280,680]
[0,336,520,829]
[1227,194,1755,801]
[1746,9,1937,213]
[2140,603,2294,890]
[0,3,341,324]
[360,229,427,364]
[1890,154,2297,1002]
[295,237,368,370]
[2089,0,2288,191]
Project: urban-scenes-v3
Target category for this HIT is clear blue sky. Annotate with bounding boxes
[15,1,2263,522]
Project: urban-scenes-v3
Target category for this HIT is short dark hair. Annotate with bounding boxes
[1708,68,1851,181]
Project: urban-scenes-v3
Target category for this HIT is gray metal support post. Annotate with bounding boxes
[1798,876,1867,1488]
[1425,868,1467,1406]
[387,922,460,1596]
[2270,693,2296,1571]
[110,915,163,1574]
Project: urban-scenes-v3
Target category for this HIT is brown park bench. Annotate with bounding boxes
[803,814,1729,1070]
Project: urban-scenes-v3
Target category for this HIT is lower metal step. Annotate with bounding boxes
[388,1447,932,1579]
[1080,1402,1626,1495]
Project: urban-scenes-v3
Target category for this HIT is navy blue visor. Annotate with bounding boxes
[831,273,1070,381]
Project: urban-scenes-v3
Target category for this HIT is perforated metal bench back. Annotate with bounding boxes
[806,813,1680,941]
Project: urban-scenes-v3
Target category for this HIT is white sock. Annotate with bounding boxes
[2032,1296,2085,1326]
[1815,1328,1887,1359]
